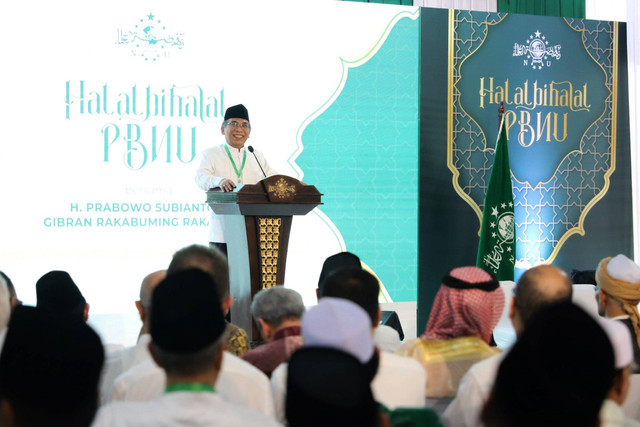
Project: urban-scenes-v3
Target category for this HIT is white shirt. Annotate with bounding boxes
[441,353,505,427]
[600,399,640,427]
[195,143,276,243]
[100,334,152,404]
[270,351,426,423]
[93,391,282,427]
[110,352,276,418]
[374,325,401,353]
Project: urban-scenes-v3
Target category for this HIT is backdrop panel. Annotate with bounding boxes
[0,0,420,324]
[419,9,632,330]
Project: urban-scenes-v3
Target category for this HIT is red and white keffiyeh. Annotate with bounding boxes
[422,266,505,344]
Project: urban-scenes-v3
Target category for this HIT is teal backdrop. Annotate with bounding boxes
[297,13,420,302]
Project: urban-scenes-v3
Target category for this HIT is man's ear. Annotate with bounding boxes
[257,318,273,340]
[83,303,90,322]
[135,300,145,322]
[508,298,516,320]
[376,307,382,325]
[608,369,629,405]
[222,295,233,315]
[599,289,609,305]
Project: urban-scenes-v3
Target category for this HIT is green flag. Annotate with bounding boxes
[476,119,515,280]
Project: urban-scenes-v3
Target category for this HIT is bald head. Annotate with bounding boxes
[136,270,167,334]
[139,270,167,310]
[512,265,573,334]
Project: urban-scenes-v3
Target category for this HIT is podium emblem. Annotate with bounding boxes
[268,178,296,200]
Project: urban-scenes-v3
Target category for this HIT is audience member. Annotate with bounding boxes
[287,347,385,427]
[442,264,572,426]
[93,268,281,426]
[596,254,640,372]
[0,275,10,352]
[110,246,276,417]
[317,251,362,300]
[168,244,249,356]
[318,251,401,352]
[242,287,304,377]
[321,268,426,407]
[480,302,615,427]
[598,317,640,427]
[100,270,166,403]
[36,270,89,321]
[136,270,168,339]
[0,305,104,427]
[286,298,387,427]
[398,266,504,398]
[272,292,427,424]
[0,271,20,311]
[287,298,441,427]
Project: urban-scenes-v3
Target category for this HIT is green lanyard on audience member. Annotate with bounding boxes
[165,383,216,394]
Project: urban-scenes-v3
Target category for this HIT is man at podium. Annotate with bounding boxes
[195,104,276,254]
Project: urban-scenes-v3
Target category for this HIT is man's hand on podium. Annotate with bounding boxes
[219,178,237,192]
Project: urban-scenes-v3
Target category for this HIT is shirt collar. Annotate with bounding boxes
[273,325,302,341]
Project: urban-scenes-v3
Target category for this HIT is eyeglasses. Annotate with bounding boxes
[226,121,251,129]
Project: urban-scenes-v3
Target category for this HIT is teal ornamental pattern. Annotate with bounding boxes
[294,10,420,302]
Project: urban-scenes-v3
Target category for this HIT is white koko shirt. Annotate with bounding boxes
[195,143,276,243]
[110,351,276,418]
[93,391,282,427]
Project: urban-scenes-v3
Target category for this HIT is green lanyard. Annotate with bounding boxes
[165,383,216,394]
[224,145,247,184]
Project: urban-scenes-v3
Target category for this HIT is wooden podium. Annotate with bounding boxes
[206,175,322,340]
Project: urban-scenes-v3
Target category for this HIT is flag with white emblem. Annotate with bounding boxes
[476,117,515,280]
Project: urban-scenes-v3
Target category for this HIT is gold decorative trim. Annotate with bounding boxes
[258,217,281,289]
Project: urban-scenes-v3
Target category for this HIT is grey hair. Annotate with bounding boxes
[168,245,229,301]
[251,287,305,328]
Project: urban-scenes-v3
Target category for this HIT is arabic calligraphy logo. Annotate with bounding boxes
[496,211,515,243]
[116,13,184,61]
[513,30,561,70]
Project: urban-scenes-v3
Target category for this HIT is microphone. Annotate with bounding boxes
[247,145,267,178]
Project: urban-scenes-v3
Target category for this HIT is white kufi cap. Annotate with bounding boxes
[607,254,640,283]
[302,297,374,364]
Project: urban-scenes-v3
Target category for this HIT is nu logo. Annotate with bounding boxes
[115,13,184,62]
[513,30,562,70]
